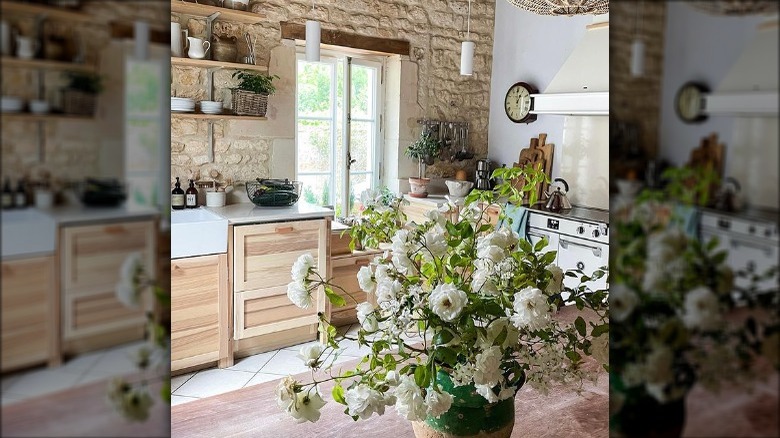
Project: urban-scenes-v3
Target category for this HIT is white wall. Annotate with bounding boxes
[487,1,609,209]
[659,3,778,209]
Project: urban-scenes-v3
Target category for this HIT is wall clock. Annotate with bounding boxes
[675,82,709,123]
[504,81,538,124]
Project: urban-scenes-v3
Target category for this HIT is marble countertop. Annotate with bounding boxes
[204,201,334,225]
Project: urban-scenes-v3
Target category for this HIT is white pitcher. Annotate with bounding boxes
[1,21,11,57]
[171,22,188,57]
[15,36,37,59]
[186,37,210,59]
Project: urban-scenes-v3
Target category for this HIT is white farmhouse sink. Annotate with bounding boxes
[1,209,57,258]
[171,208,228,258]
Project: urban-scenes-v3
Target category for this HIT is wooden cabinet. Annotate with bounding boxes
[1,256,57,372]
[171,254,229,373]
[60,220,156,354]
[400,196,458,225]
[232,219,330,355]
[329,251,380,327]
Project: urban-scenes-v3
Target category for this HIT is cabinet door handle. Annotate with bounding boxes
[104,225,126,234]
[172,264,185,276]
[275,226,294,234]
[528,231,551,241]
[354,258,370,266]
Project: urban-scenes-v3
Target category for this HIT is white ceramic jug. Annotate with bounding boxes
[15,36,37,59]
[1,21,11,57]
[171,22,188,57]
[186,37,210,59]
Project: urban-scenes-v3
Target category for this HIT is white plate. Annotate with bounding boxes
[171,108,194,112]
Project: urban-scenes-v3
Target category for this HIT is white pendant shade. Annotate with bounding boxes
[305,20,321,62]
[460,41,475,76]
[630,39,645,77]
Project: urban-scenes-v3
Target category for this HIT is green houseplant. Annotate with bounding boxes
[62,72,103,115]
[404,131,442,198]
[231,71,279,117]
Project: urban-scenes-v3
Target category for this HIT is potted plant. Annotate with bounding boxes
[278,169,609,437]
[231,70,279,117]
[62,72,103,116]
[405,131,442,198]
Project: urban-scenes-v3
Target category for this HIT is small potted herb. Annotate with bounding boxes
[62,72,103,116]
[231,71,279,116]
[404,130,442,198]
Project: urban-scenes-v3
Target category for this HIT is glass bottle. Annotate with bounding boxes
[171,177,185,210]
[185,179,198,208]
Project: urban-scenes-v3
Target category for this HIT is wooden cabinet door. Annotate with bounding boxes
[62,289,147,341]
[1,256,55,371]
[171,254,228,372]
[232,219,329,341]
[61,221,156,294]
[329,253,377,327]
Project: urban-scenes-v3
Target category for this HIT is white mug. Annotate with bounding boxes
[15,36,37,59]
[186,37,210,59]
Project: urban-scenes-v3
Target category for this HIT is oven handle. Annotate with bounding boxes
[528,230,551,241]
[559,238,602,257]
[729,237,774,256]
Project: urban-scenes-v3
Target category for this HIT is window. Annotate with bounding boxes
[295,52,383,216]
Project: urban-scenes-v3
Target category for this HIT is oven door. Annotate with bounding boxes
[702,229,779,298]
[527,228,559,265]
[557,235,609,299]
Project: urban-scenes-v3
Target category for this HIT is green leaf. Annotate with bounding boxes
[566,350,582,363]
[574,316,586,337]
[160,380,171,403]
[591,324,609,337]
[332,384,347,405]
[414,365,429,389]
[533,237,548,252]
[434,347,458,366]
[325,287,347,307]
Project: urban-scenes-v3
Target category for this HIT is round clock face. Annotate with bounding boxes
[504,82,537,123]
[675,82,709,123]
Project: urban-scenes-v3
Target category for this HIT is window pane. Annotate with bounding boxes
[297,61,332,117]
[299,174,332,207]
[297,119,332,173]
[351,65,375,120]
[349,173,372,215]
[350,121,374,173]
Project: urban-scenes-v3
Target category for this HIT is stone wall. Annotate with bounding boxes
[171,0,497,189]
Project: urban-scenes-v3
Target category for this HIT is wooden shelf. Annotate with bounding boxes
[0,2,93,22]
[171,111,267,121]
[1,57,97,72]
[171,57,267,72]
[170,1,266,24]
[1,113,94,122]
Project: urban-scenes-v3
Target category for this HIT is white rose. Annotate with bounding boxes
[644,344,674,385]
[291,253,315,283]
[287,281,312,309]
[479,318,518,350]
[384,370,401,386]
[394,374,427,421]
[471,269,499,296]
[297,343,324,368]
[473,346,503,388]
[356,301,378,331]
[392,253,416,274]
[476,242,506,263]
[497,383,516,401]
[451,362,475,387]
[119,252,144,282]
[425,386,453,418]
[621,362,645,387]
[275,376,298,411]
[610,284,639,322]
[426,209,447,227]
[289,390,327,423]
[357,266,376,293]
[495,227,519,248]
[475,384,499,403]
[345,384,387,419]
[545,265,564,295]
[422,225,448,258]
[682,286,721,331]
[429,283,469,322]
[510,287,552,331]
[391,229,412,254]
[374,264,391,283]
[115,281,140,309]
[376,280,401,308]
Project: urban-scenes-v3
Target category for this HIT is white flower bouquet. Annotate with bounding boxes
[278,167,609,424]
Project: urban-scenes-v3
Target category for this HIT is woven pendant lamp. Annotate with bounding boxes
[505,0,609,16]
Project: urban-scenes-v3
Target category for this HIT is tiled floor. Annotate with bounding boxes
[1,340,149,407]
[171,323,397,406]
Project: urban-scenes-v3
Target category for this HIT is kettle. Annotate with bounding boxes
[544,178,572,212]
[714,177,743,212]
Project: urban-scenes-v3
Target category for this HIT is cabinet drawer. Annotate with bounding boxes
[61,221,156,292]
[329,255,375,326]
[171,254,227,371]
[63,289,146,340]
[233,220,326,292]
[234,287,319,340]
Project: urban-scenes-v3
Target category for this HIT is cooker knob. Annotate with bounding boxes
[766,229,773,237]
[592,229,600,238]
[577,262,585,271]
[577,226,585,235]
[749,225,756,234]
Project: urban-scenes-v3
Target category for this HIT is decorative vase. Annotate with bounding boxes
[412,372,516,438]
[408,177,430,198]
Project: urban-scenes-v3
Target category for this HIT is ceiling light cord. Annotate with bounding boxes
[467,0,472,40]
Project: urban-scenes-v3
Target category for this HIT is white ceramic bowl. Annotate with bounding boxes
[1,96,23,112]
[206,191,226,207]
[29,100,49,114]
[445,179,474,197]
[615,179,643,197]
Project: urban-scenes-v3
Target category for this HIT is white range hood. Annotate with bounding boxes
[704,18,779,115]
[531,15,609,116]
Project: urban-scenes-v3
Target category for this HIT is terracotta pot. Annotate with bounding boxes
[408,177,430,198]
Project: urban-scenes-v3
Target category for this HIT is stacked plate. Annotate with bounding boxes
[1,96,23,113]
[171,97,195,113]
[199,100,222,114]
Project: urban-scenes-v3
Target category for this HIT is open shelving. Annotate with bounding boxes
[1,57,97,73]
[0,113,93,122]
[0,1,94,22]
[171,111,267,121]
[170,0,266,24]
[171,57,267,73]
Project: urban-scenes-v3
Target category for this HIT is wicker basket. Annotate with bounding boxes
[231,89,268,116]
[62,90,97,116]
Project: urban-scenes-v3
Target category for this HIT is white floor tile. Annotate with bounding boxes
[281,339,322,353]
[171,394,200,406]
[171,372,197,393]
[1,392,28,406]
[229,351,277,373]
[173,368,255,398]
[4,367,82,398]
[260,348,312,376]
[60,350,105,374]
[89,346,144,375]
[1,374,21,391]
[244,372,284,387]
[336,339,372,358]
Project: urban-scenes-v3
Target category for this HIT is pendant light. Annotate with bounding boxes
[305,0,321,62]
[630,1,645,77]
[460,0,474,76]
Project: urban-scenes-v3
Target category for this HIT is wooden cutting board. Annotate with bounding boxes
[532,133,554,196]
[513,133,554,203]
[688,132,725,177]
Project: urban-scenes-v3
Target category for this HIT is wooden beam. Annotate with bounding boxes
[280,22,410,57]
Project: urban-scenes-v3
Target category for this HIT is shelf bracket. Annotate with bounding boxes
[207,120,214,163]
[206,67,220,101]
[205,12,220,61]
[37,121,45,163]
